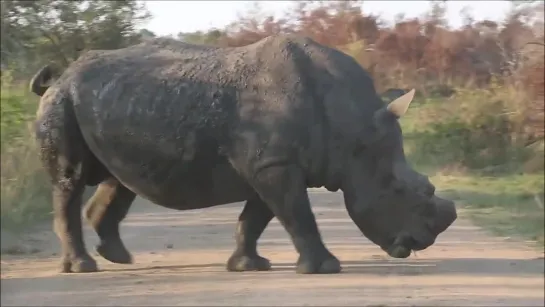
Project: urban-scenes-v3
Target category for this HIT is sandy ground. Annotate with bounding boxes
[1,189,544,306]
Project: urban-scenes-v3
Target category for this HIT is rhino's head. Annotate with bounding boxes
[341,89,457,258]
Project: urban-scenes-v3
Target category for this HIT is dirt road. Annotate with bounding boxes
[1,189,544,306]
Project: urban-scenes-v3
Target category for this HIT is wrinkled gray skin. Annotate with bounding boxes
[30,35,457,274]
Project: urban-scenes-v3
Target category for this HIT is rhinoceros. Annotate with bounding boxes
[30,35,456,274]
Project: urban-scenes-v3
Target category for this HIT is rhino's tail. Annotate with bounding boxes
[29,65,55,97]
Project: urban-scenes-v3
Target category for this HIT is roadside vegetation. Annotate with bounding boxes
[1,1,543,248]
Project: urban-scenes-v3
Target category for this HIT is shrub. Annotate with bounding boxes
[0,83,52,229]
[409,83,540,172]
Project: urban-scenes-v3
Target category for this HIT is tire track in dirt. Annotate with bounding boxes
[1,190,544,306]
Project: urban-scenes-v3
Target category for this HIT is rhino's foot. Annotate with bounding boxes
[296,254,341,274]
[96,240,133,264]
[226,253,271,272]
[60,255,98,273]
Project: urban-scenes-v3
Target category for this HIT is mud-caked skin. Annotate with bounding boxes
[30,35,457,274]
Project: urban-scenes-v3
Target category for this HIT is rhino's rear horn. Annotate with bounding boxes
[386,88,415,118]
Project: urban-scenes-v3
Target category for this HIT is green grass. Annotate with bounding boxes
[401,96,544,250]
[1,84,53,230]
[433,174,544,248]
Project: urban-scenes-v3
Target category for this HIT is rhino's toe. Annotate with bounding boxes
[61,256,98,273]
[296,254,341,274]
[227,254,271,272]
[96,240,133,264]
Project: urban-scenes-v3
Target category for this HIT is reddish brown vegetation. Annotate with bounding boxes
[216,0,544,142]
[518,42,545,140]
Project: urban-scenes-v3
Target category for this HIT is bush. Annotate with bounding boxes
[408,83,541,172]
[219,2,544,171]
[220,1,544,93]
[0,83,52,229]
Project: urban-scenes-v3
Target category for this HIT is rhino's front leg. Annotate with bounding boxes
[227,196,274,272]
[249,164,341,274]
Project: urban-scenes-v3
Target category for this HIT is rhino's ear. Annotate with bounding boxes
[386,88,415,118]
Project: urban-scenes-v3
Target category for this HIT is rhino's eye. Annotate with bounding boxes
[353,144,365,157]
[392,180,405,194]
[420,201,436,216]
[380,174,395,187]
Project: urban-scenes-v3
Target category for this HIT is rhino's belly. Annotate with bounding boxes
[87,138,254,210]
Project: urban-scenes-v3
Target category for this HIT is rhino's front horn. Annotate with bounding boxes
[386,88,416,118]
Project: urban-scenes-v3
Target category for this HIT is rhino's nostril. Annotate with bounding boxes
[426,219,436,231]
[424,184,435,197]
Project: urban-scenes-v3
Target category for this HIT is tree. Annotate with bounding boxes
[1,0,150,79]
[426,0,448,28]
[139,29,156,40]
[177,29,226,45]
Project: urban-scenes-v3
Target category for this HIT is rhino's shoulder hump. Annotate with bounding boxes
[139,37,223,55]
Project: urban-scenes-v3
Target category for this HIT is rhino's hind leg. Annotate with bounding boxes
[84,178,135,264]
[227,196,274,272]
[36,97,98,273]
[51,167,98,273]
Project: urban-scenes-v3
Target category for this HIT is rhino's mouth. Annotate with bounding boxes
[386,244,412,258]
[385,238,418,258]
[382,196,457,258]
[382,229,434,258]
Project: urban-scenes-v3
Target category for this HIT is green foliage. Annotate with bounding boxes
[401,90,543,247]
[0,0,151,230]
[401,98,544,247]
[0,83,37,152]
[1,0,150,79]
[1,0,151,229]
[177,29,226,45]
[1,84,51,229]
[433,174,544,247]
[405,85,538,172]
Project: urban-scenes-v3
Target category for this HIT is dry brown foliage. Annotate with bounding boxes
[217,0,544,141]
[520,55,544,140]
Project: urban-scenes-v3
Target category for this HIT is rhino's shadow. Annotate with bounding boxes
[107,257,543,277]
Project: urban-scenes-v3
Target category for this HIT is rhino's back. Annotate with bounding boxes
[69,35,317,86]
[63,41,257,208]
[60,35,349,207]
